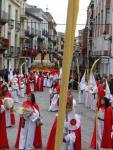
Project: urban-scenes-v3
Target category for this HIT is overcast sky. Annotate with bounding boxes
[27,0,90,35]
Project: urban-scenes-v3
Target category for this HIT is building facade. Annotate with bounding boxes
[91,0,112,75]
[0,0,27,73]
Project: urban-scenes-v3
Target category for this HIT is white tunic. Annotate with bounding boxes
[97,107,105,148]
[62,111,81,150]
[19,107,39,150]
[49,87,59,111]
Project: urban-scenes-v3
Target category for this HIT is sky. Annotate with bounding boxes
[27,0,91,35]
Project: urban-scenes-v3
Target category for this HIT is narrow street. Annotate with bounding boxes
[7,87,95,150]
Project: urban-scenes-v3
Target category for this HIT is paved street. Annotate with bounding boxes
[7,87,95,150]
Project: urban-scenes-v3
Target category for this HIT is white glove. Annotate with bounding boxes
[64,132,76,144]
[111,131,113,139]
[0,105,5,113]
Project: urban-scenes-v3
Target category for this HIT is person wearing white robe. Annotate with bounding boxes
[49,86,59,111]
[19,108,39,150]
[11,77,19,103]
[18,94,41,150]
[47,73,53,88]
[20,80,25,98]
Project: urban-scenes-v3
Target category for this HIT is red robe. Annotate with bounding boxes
[101,106,113,148]
[5,91,15,126]
[34,76,38,92]
[37,76,44,92]
[90,105,105,148]
[46,117,81,150]
[0,100,9,150]
[97,84,105,106]
[15,100,42,149]
[26,78,31,94]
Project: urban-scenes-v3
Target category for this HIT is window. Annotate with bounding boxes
[105,8,110,24]
[101,10,103,24]
[15,9,18,21]
[8,5,11,19]
[8,32,11,52]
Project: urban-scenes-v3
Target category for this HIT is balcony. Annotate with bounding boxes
[25,28,36,38]
[0,11,8,25]
[20,30,29,40]
[0,38,10,53]
[16,47,21,56]
[22,49,38,57]
[8,19,14,30]
[20,9,28,20]
[15,21,21,32]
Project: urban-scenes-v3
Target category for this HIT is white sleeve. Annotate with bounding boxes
[29,108,39,122]
[64,132,76,144]
[0,105,5,113]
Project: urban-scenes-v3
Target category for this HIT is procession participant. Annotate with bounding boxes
[33,72,38,92]
[11,75,19,103]
[25,74,31,94]
[15,93,42,150]
[89,74,98,111]
[97,80,105,107]
[37,71,44,92]
[2,85,16,127]
[101,97,113,149]
[17,74,21,97]
[80,72,87,104]
[53,70,59,82]
[90,97,105,149]
[46,90,81,150]
[47,71,54,88]
[0,91,9,149]
[43,71,48,87]
[48,80,60,112]
[20,77,25,98]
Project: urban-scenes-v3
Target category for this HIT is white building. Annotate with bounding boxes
[0,0,27,73]
[25,4,48,50]
[91,0,112,75]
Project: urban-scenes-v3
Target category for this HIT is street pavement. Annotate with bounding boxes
[7,87,95,150]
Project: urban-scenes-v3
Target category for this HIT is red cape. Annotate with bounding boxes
[97,84,105,106]
[37,76,44,91]
[101,106,113,148]
[15,101,42,149]
[5,91,15,126]
[46,117,81,150]
[26,78,31,94]
[90,120,97,149]
[0,100,9,149]
[34,76,38,91]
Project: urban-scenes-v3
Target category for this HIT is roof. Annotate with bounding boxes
[25,10,43,21]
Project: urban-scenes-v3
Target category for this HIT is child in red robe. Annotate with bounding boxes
[15,93,42,149]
